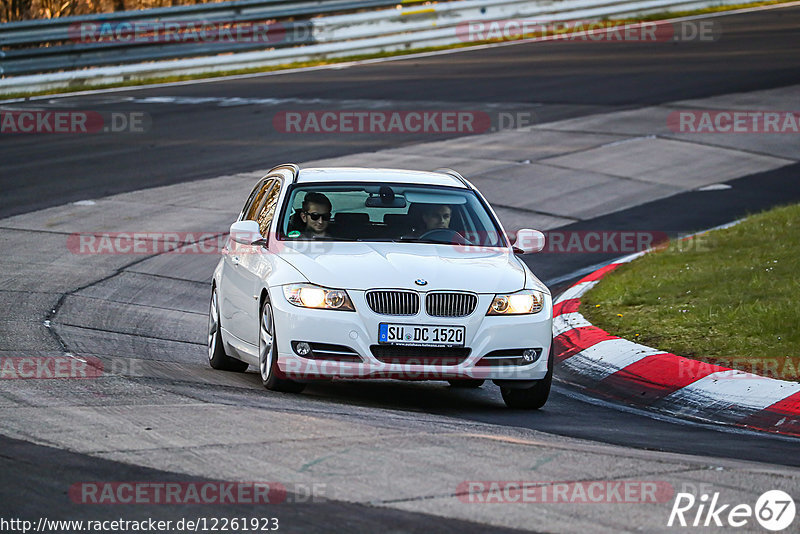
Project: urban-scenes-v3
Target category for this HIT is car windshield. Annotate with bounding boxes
[279,183,507,247]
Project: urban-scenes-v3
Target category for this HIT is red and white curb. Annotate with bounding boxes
[552,252,800,438]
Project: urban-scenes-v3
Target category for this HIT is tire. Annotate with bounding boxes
[259,298,305,393]
[208,287,249,372]
[447,379,485,388]
[500,341,553,409]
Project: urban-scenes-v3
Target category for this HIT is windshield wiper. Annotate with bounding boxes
[397,236,450,244]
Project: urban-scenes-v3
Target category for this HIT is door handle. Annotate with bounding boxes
[232,256,241,265]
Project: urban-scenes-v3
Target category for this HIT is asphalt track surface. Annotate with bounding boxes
[2,7,800,218]
[2,6,800,531]
[1,435,532,533]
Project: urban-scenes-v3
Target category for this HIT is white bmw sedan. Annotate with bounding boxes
[208,164,554,408]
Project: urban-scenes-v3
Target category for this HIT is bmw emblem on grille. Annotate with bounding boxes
[415,279,428,286]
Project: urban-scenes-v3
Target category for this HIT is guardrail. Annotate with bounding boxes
[0,0,744,95]
[1,0,406,46]
[0,0,408,75]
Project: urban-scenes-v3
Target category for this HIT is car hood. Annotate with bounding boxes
[277,241,525,293]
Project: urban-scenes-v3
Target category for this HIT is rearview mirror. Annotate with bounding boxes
[365,196,407,208]
[229,220,264,245]
[512,229,545,254]
[365,185,407,208]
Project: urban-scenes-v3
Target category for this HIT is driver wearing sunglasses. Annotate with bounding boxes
[300,192,332,238]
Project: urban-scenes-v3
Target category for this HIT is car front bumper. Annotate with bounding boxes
[270,288,553,381]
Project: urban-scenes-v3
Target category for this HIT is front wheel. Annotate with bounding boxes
[208,288,248,372]
[259,299,305,393]
[500,342,553,409]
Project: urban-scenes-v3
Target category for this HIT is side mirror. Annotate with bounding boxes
[512,229,545,254]
[229,220,265,245]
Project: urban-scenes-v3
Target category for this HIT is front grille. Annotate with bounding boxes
[425,292,478,317]
[366,290,419,315]
[370,345,471,365]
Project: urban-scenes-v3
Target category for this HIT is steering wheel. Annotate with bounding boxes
[419,228,473,245]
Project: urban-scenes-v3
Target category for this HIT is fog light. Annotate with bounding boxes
[522,349,539,363]
[295,342,312,356]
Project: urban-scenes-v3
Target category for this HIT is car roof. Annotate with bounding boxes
[295,167,468,188]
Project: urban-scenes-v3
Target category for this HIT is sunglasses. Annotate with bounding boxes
[304,211,331,221]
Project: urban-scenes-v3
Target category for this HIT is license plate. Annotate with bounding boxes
[378,323,465,347]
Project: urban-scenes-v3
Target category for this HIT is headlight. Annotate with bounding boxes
[283,284,355,311]
[487,290,544,315]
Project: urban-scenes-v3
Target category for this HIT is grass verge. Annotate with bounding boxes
[1,0,796,100]
[581,203,800,381]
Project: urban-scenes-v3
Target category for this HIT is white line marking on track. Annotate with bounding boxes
[552,382,800,443]
[561,338,664,381]
[662,371,800,413]
[553,312,593,337]
[556,281,598,302]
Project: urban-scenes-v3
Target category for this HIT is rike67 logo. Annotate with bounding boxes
[668,489,795,531]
